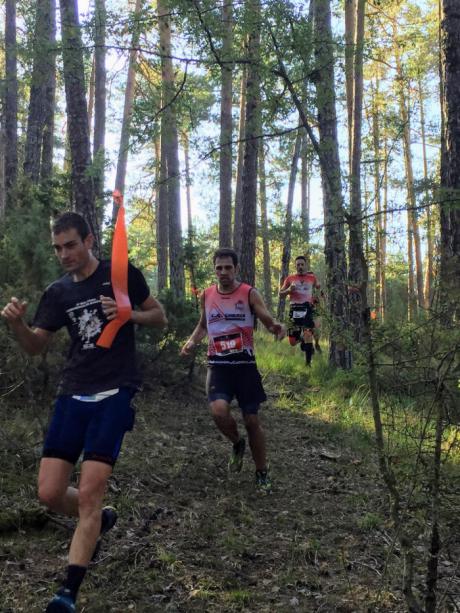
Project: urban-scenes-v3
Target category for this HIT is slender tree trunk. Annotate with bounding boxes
[40,0,56,185]
[278,128,302,320]
[348,0,365,342]
[344,0,356,178]
[5,0,18,209]
[59,0,99,249]
[239,0,261,286]
[219,0,233,247]
[394,31,424,313]
[233,65,247,257]
[301,134,311,262]
[439,0,460,317]
[183,131,198,302]
[93,0,106,217]
[24,0,55,182]
[381,135,389,321]
[112,0,142,222]
[87,56,95,135]
[314,0,351,369]
[0,124,5,217]
[158,0,185,298]
[371,80,383,320]
[259,142,272,310]
[416,73,434,309]
[157,133,168,292]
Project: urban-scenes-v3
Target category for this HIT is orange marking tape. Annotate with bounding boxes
[96,190,132,348]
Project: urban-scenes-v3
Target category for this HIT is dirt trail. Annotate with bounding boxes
[1,363,403,612]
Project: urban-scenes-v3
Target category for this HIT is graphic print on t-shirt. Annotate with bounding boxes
[66,298,104,350]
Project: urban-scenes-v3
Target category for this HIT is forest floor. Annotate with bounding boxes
[1,341,460,612]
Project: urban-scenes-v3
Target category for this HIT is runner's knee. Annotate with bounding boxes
[38,482,67,510]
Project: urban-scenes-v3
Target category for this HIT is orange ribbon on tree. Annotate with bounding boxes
[96,190,132,349]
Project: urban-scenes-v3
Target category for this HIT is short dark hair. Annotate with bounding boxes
[213,247,238,266]
[295,255,306,263]
[52,212,90,241]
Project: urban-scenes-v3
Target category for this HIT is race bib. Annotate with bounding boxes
[213,332,243,355]
[293,310,307,319]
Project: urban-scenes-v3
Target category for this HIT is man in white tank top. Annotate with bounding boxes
[181,248,285,493]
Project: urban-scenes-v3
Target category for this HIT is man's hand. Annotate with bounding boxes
[289,282,297,292]
[180,339,197,357]
[1,297,28,326]
[269,322,287,341]
[100,295,118,321]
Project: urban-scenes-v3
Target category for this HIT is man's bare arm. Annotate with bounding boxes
[1,297,53,355]
[250,290,286,340]
[181,294,207,355]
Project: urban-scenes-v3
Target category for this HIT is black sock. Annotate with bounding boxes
[64,564,87,600]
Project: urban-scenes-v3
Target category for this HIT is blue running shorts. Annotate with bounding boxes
[42,387,136,466]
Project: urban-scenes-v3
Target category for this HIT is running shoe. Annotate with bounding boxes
[91,506,118,561]
[255,469,272,494]
[45,588,76,612]
[228,437,246,473]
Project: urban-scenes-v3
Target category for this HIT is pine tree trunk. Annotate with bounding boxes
[371,80,383,320]
[440,0,460,317]
[5,0,18,209]
[300,134,311,260]
[112,0,141,222]
[219,0,233,247]
[59,0,99,250]
[24,0,55,182]
[93,0,106,214]
[314,0,351,369]
[239,0,261,286]
[348,0,365,342]
[344,0,356,178]
[157,134,168,292]
[40,0,56,185]
[158,0,185,298]
[258,142,272,310]
[277,128,302,320]
[394,30,424,313]
[418,73,434,309]
[233,65,247,257]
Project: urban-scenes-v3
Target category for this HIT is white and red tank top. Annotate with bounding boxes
[281,272,319,305]
[204,283,255,364]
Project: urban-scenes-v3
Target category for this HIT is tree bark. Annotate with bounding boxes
[158,0,185,298]
[277,128,302,320]
[5,0,18,209]
[348,0,365,342]
[300,134,311,265]
[258,141,272,310]
[418,73,434,309]
[219,0,233,247]
[394,28,424,314]
[112,0,142,222]
[93,0,106,216]
[239,0,261,286]
[40,0,57,185]
[157,133,168,293]
[314,0,351,368]
[59,0,99,250]
[344,0,356,178]
[439,0,460,318]
[233,65,247,257]
[24,0,55,183]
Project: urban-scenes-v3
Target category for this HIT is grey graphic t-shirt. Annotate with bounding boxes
[32,260,150,395]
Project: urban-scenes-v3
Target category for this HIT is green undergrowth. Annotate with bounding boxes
[255,330,460,472]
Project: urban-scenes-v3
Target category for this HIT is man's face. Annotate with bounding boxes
[52,228,93,274]
[214,256,237,289]
[295,258,306,274]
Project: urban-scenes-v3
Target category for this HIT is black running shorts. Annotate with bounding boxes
[206,364,267,414]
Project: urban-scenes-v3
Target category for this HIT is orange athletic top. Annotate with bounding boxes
[204,283,255,364]
[281,272,319,305]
